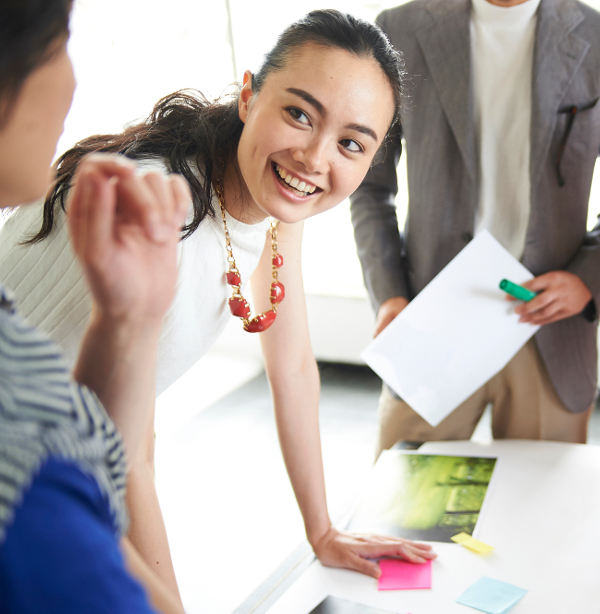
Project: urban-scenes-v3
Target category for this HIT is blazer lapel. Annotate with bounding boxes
[416,0,475,180]
[530,0,589,189]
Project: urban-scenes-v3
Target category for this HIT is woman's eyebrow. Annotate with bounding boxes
[285,87,378,142]
[286,88,325,115]
[345,123,378,142]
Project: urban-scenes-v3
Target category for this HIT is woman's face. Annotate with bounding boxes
[0,40,75,209]
[235,42,395,224]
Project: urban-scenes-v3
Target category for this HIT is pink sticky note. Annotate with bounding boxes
[377,558,432,591]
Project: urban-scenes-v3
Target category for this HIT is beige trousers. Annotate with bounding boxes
[376,339,593,458]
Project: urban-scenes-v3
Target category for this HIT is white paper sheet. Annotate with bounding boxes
[361,231,539,426]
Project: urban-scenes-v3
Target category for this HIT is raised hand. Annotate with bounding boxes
[67,153,190,327]
[70,153,191,468]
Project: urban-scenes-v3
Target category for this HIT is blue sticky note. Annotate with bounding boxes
[456,576,528,614]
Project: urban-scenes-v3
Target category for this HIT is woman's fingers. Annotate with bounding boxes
[139,171,175,241]
[346,553,382,578]
[79,152,137,176]
[66,152,187,324]
[362,539,435,563]
[115,170,189,243]
[114,173,165,242]
[68,153,134,253]
[168,174,192,229]
[69,167,117,263]
[314,528,437,580]
[69,153,189,249]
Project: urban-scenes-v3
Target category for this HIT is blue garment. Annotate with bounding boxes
[0,457,157,614]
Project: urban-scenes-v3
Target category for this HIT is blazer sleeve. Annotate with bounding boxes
[349,10,412,313]
[350,121,409,314]
[566,211,600,321]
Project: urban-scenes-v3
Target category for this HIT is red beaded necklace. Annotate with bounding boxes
[215,181,285,333]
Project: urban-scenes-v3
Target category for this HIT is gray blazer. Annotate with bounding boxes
[350,0,600,413]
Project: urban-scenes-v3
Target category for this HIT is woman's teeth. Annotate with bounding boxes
[275,164,316,195]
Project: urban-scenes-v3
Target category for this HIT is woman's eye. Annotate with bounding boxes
[340,139,363,153]
[288,107,310,125]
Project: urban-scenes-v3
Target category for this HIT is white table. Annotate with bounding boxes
[263,440,600,614]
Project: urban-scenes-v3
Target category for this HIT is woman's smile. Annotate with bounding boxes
[273,162,318,196]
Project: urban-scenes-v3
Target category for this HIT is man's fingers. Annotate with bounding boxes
[524,303,566,325]
[515,291,556,316]
[521,274,553,293]
[373,316,392,338]
[374,311,400,337]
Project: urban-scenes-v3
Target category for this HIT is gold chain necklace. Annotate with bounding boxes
[214,181,285,333]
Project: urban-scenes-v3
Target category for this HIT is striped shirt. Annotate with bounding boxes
[0,284,128,541]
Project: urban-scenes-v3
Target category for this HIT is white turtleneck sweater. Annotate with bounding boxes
[471,0,541,259]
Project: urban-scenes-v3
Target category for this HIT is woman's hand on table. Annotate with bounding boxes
[312,526,437,578]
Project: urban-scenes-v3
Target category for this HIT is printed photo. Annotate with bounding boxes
[347,453,496,542]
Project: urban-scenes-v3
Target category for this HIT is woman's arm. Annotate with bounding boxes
[125,401,182,600]
[69,154,188,599]
[252,221,436,578]
[70,154,189,465]
[121,537,185,614]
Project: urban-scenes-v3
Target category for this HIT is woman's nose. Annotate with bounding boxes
[292,137,329,174]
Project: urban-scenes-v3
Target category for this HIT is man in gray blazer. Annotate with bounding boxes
[350,0,600,455]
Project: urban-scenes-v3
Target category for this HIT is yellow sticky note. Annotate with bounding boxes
[451,532,494,555]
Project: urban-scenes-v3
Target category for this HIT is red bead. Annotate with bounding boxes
[244,310,277,332]
[272,254,284,268]
[270,281,285,304]
[229,297,250,318]
[226,271,241,286]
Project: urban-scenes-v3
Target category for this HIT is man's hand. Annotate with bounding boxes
[374,296,409,337]
[512,271,592,325]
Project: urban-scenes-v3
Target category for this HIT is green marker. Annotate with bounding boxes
[499,279,537,302]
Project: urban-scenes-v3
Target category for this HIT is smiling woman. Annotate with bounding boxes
[232,44,394,225]
[0,9,435,599]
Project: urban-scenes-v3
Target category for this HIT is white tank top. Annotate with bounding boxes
[0,186,269,396]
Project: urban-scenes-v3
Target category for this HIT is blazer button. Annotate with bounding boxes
[461,232,473,242]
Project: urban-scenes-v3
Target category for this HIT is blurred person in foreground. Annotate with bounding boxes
[0,1,190,611]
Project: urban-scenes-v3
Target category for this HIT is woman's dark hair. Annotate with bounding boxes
[31,9,404,243]
[0,0,72,125]
[253,10,404,129]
